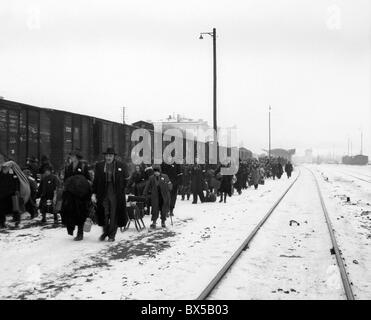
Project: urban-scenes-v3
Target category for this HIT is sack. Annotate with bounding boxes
[12,194,20,213]
[205,192,217,202]
[55,200,62,212]
[83,218,93,232]
[88,203,97,223]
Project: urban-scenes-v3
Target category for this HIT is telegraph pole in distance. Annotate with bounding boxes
[269,105,271,159]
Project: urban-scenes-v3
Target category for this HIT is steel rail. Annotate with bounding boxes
[342,169,371,179]
[337,171,371,184]
[196,169,301,300]
[307,167,355,300]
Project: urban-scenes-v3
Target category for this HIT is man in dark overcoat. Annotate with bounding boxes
[161,157,182,216]
[64,150,90,182]
[92,147,129,242]
[143,166,172,229]
[285,161,293,178]
[0,153,20,228]
[190,163,205,204]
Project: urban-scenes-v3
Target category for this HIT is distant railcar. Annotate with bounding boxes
[342,155,368,165]
[239,147,253,161]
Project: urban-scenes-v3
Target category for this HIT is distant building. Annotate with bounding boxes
[292,148,313,164]
[304,149,313,163]
[154,114,210,134]
[131,120,154,131]
[262,148,296,161]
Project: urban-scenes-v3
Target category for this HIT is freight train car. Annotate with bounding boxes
[0,99,136,170]
[342,155,369,165]
[0,98,233,171]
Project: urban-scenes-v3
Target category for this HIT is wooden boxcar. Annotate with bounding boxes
[0,98,231,171]
[0,99,136,170]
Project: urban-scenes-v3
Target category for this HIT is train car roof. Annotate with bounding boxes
[0,98,140,130]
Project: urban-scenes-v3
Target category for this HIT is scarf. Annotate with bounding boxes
[103,160,116,185]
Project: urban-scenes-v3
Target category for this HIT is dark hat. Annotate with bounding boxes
[103,147,117,155]
[27,156,38,162]
[43,165,53,172]
[69,149,83,159]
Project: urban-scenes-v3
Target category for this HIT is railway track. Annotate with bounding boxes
[196,170,301,300]
[196,167,355,300]
[343,169,371,180]
[307,167,354,300]
[336,171,371,184]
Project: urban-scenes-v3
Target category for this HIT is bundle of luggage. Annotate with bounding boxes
[125,195,146,231]
[204,192,217,203]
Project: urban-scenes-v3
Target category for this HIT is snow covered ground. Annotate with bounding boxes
[1,164,370,300]
[0,173,297,300]
[210,167,345,300]
[311,164,371,300]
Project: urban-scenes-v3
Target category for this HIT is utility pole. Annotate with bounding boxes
[360,129,363,155]
[122,106,126,124]
[269,105,271,159]
[212,28,217,135]
[199,28,218,163]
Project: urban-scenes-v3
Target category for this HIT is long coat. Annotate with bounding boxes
[61,175,92,235]
[161,163,182,187]
[216,165,233,195]
[128,170,146,196]
[276,164,283,179]
[285,163,293,174]
[143,174,172,217]
[64,161,90,182]
[92,160,129,228]
[251,167,261,186]
[190,165,205,193]
[0,170,19,215]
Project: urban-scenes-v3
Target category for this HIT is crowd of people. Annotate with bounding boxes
[0,148,294,242]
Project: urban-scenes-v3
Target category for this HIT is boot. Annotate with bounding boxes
[99,233,107,241]
[161,221,166,228]
[192,195,197,204]
[224,193,227,203]
[219,195,223,203]
[150,222,156,229]
[41,213,46,223]
[74,234,83,241]
[74,225,84,240]
[53,213,59,224]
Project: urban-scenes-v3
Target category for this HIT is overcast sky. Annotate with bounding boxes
[0,0,370,157]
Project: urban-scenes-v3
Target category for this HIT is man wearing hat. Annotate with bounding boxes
[92,147,129,242]
[61,149,91,241]
[160,156,182,217]
[143,165,172,229]
[37,165,60,223]
[64,149,90,182]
